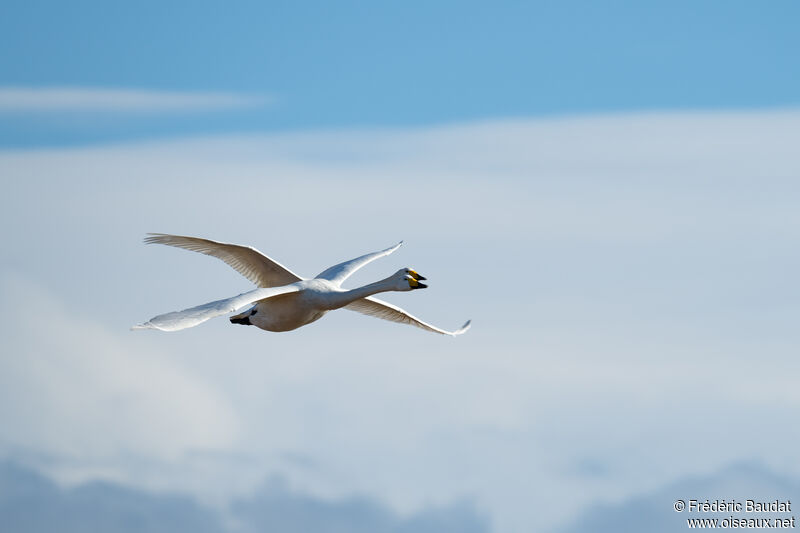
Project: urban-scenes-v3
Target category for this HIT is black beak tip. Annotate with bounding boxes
[416,282,428,289]
[417,275,427,280]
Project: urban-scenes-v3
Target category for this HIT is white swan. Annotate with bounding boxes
[133,234,471,336]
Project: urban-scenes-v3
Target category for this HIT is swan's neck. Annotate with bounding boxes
[325,277,398,309]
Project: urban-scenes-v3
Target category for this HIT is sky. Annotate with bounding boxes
[1,2,800,533]
[2,1,799,145]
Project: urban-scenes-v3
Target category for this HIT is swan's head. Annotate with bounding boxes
[393,268,427,291]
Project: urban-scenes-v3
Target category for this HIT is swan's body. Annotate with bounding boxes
[246,281,329,332]
[133,234,470,336]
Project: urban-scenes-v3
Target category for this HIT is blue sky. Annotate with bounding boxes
[2,1,799,146]
[2,3,800,533]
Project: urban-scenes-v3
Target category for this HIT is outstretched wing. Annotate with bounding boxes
[315,241,403,286]
[344,296,471,336]
[144,233,303,287]
[132,285,301,332]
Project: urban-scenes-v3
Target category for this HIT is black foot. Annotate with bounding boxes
[230,316,251,325]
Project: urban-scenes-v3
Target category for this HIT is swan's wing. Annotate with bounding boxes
[315,241,403,285]
[144,233,303,287]
[132,285,300,332]
[344,296,471,336]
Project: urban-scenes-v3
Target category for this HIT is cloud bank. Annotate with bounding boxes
[560,462,800,533]
[0,462,487,533]
[1,109,799,532]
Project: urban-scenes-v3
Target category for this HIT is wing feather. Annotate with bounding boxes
[144,233,302,287]
[132,285,300,332]
[315,242,403,285]
[344,296,471,336]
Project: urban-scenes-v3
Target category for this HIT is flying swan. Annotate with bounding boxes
[133,234,471,336]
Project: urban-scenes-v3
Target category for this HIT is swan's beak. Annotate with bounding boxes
[408,270,426,281]
[409,277,428,289]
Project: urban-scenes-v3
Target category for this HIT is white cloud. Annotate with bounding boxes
[0,86,270,112]
[0,109,799,532]
[0,273,241,488]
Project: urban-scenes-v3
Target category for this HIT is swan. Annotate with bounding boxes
[133,234,471,336]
